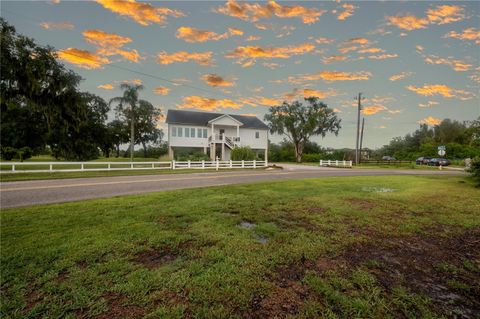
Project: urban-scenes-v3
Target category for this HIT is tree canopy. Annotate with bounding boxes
[264,97,341,162]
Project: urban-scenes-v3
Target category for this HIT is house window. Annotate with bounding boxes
[203,128,208,138]
[185,127,190,138]
[255,131,260,139]
[172,126,177,137]
[191,128,195,138]
[197,128,202,138]
[178,127,183,137]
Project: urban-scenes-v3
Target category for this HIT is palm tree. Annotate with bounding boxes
[109,83,144,161]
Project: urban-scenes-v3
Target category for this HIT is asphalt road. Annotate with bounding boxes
[0,165,463,209]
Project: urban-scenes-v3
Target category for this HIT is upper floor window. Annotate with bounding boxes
[172,126,177,137]
[190,128,195,138]
[185,127,190,137]
[203,128,208,138]
[197,128,202,138]
[177,127,183,137]
[255,131,260,139]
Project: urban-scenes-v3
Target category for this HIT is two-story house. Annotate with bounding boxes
[165,109,269,161]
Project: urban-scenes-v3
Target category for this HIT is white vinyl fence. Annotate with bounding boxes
[319,160,353,168]
[0,160,268,173]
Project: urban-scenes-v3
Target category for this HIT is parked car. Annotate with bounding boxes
[428,158,450,166]
[416,157,431,165]
[382,156,396,161]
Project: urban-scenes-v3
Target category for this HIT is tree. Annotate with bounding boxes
[134,100,163,157]
[264,97,341,162]
[109,83,144,161]
[107,120,129,157]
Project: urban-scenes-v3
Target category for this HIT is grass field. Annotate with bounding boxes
[1,176,479,318]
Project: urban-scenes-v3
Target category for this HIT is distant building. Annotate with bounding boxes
[165,109,269,161]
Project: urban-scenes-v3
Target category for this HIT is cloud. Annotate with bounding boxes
[386,15,429,31]
[201,74,235,87]
[246,35,261,41]
[82,29,140,63]
[423,55,472,71]
[368,53,398,60]
[225,43,315,66]
[419,116,441,126]
[177,96,242,111]
[240,113,257,117]
[389,72,414,81]
[288,70,372,84]
[419,101,439,108]
[426,5,465,25]
[122,79,142,85]
[57,48,109,69]
[239,96,283,107]
[314,37,334,44]
[283,88,339,100]
[40,22,74,30]
[153,87,170,95]
[98,83,114,90]
[215,0,325,24]
[444,28,480,44]
[416,45,424,52]
[322,55,347,64]
[406,84,472,99]
[377,125,386,129]
[175,26,243,43]
[96,0,183,26]
[357,47,384,54]
[335,3,356,21]
[157,51,214,66]
[362,105,387,115]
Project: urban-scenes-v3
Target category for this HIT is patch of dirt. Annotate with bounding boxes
[341,227,480,318]
[56,270,69,283]
[95,292,145,319]
[347,198,377,210]
[23,284,42,315]
[134,248,179,270]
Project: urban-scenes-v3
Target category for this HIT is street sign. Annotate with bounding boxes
[438,149,446,156]
[438,145,446,151]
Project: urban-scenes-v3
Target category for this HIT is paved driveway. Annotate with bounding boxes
[0,166,463,209]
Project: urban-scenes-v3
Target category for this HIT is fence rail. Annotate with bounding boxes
[0,160,268,173]
[319,160,353,167]
[359,160,412,165]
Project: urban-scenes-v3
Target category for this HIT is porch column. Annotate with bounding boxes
[210,143,215,160]
[211,123,214,140]
[264,148,268,164]
[168,146,174,159]
[221,143,225,161]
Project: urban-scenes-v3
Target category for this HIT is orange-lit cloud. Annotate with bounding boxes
[122,79,142,85]
[157,51,214,66]
[239,96,283,107]
[57,48,109,69]
[240,113,257,117]
[368,53,398,60]
[40,22,74,30]
[215,0,326,24]
[387,15,429,31]
[444,28,480,44]
[175,26,243,43]
[419,101,439,108]
[246,35,261,41]
[82,29,140,63]
[314,37,334,44]
[283,88,339,100]
[424,55,472,71]
[97,83,114,90]
[419,116,441,126]
[406,84,472,99]
[335,3,356,21]
[426,5,465,25]
[177,96,242,111]
[201,74,235,87]
[96,0,184,26]
[357,47,384,54]
[225,43,315,66]
[322,55,347,64]
[288,70,372,84]
[153,86,170,95]
[362,104,387,115]
[389,72,414,81]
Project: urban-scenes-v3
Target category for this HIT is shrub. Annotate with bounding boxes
[17,147,33,161]
[231,146,256,161]
[467,157,480,187]
[1,147,18,160]
[302,153,321,162]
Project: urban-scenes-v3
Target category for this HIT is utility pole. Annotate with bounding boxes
[130,104,135,162]
[355,93,363,165]
[359,118,365,163]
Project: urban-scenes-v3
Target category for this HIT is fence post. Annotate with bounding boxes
[50,164,53,171]
[172,160,175,170]
[349,160,352,167]
[152,163,155,169]
[320,160,322,166]
[188,160,191,169]
[12,164,15,172]
[327,160,331,166]
[242,160,245,168]
[130,163,134,169]
[216,159,219,171]
[343,160,346,166]
[230,160,232,168]
[253,160,256,169]
[81,163,84,171]
[335,160,338,166]
[108,163,111,170]
[202,160,205,169]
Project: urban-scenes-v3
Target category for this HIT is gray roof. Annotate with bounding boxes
[166,109,269,130]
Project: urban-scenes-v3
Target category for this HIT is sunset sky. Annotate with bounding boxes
[2,0,479,149]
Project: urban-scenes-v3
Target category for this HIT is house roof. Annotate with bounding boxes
[166,109,269,130]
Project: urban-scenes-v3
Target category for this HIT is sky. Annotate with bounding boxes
[2,0,479,149]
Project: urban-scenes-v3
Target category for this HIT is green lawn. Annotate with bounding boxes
[1,176,479,318]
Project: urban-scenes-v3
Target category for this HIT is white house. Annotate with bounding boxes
[165,109,269,161]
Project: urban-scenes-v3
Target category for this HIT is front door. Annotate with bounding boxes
[219,129,225,139]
